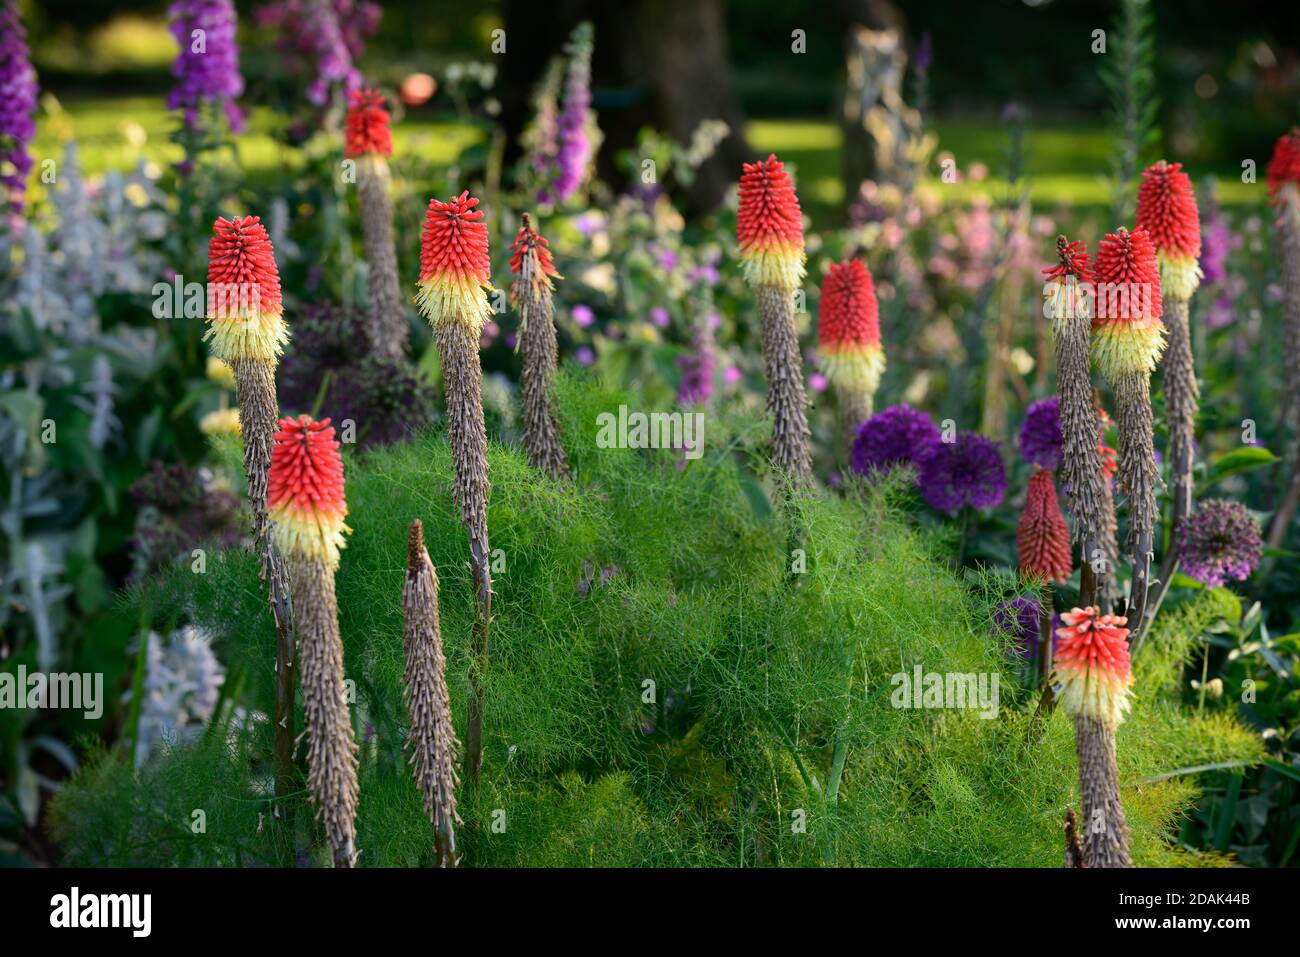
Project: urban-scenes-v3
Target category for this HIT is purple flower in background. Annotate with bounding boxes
[571,304,594,328]
[546,22,594,203]
[676,328,716,405]
[992,597,1061,659]
[650,306,670,329]
[992,596,1040,658]
[809,372,828,392]
[722,365,742,386]
[167,0,245,133]
[0,0,37,215]
[1199,203,1238,285]
[574,345,595,366]
[914,31,933,73]
[1205,293,1234,330]
[850,404,940,477]
[917,431,1006,513]
[255,0,380,107]
[1177,499,1263,587]
[1018,396,1063,469]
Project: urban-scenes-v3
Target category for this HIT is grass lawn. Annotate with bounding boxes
[32,96,1266,231]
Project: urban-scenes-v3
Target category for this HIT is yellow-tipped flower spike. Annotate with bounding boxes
[1090,227,1166,383]
[204,216,289,362]
[415,191,494,336]
[736,154,806,290]
[1136,161,1203,302]
[268,416,351,571]
[1055,606,1135,728]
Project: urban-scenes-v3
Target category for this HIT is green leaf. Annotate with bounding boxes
[1199,447,1279,494]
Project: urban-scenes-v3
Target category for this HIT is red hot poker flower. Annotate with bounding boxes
[204,215,288,361]
[1135,161,1201,260]
[345,88,393,158]
[509,214,560,280]
[1267,129,1300,203]
[1055,605,1134,726]
[1091,226,1166,381]
[416,191,493,332]
[1043,235,1093,284]
[736,154,805,289]
[207,215,283,312]
[268,415,350,567]
[1017,468,1072,585]
[818,259,880,349]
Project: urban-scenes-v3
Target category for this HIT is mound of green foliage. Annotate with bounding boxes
[49,373,1262,866]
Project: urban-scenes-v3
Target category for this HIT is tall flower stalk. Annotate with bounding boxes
[1056,606,1134,867]
[415,191,494,785]
[1266,130,1300,552]
[1043,237,1114,607]
[402,519,461,867]
[818,259,885,456]
[166,0,245,178]
[737,154,812,487]
[203,215,297,796]
[1091,226,1166,628]
[542,22,595,205]
[346,88,407,358]
[510,213,570,479]
[1135,160,1201,639]
[0,0,38,218]
[268,415,358,867]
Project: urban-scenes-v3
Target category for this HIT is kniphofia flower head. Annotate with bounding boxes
[204,215,288,361]
[1042,235,1093,334]
[1136,160,1202,299]
[344,87,392,157]
[509,213,561,302]
[1055,606,1133,727]
[1017,469,1072,585]
[1266,129,1300,205]
[736,154,806,289]
[416,191,493,335]
[268,415,350,569]
[817,259,885,395]
[1090,226,1166,382]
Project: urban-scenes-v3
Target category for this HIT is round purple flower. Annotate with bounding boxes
[1177,499,1262,587]
[167,0,245,133]
[917,431,1006,513]
[650,306,670,329]
[574,346,595,366]
[850,404,940,477]
[571,304,594,328]
[0,0,38,214]
[1018,396,1062,469]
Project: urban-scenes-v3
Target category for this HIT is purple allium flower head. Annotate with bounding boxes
[916,431,1006,513]
[722,365,742,386]
[809,372,828,392]
[1176,499,1263,587]
[1018,396,1063,469]
[167,0,245,133]
[650,306,670,329]
[850,403,941,477]
[676,328,716,405]
[574,345,595,366]
[992,597,1061,659]
[545,22,594,203]
[0,0,38,214]
[571,303,594,328]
